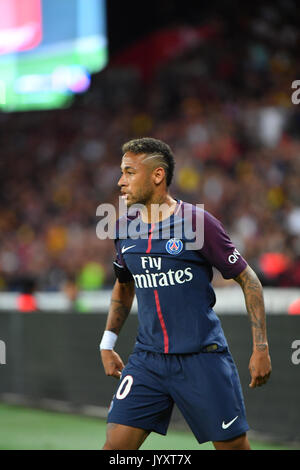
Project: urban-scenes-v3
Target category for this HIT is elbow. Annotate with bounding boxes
[234,265,263,290]
[115,279,135,299]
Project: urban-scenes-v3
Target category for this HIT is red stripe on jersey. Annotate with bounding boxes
[154,289,169,354]
[146,223,169,353]
[146,223,155,254]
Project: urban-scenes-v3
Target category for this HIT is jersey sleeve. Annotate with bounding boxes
[200,211,248,279]
[113,239,134,283]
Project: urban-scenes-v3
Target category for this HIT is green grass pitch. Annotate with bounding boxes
[0,403,296,450]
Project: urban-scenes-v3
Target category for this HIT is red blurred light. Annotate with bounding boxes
[259,252,290,278]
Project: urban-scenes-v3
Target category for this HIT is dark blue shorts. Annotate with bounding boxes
[107,348,249,444]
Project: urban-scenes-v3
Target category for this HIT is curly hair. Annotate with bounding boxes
[122,137,175,187]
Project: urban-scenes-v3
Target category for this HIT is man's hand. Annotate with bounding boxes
[234,266,272,389]
[101,349,125,379]
[248,346,272,388]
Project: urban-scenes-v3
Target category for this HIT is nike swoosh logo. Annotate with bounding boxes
[222,416,238,429]
[121,245,136,254]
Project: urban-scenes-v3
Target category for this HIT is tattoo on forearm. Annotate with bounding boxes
[107,298,130,335]
[234,267,268,350]
[256,343,267,351]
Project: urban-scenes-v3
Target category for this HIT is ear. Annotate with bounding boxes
[152,167,165,185]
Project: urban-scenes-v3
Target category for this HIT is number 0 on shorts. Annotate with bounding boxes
[116,375,134,400]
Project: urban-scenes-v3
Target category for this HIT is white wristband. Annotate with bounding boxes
[99,331,118,350]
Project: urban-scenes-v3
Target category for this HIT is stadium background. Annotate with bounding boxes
[0,0,300,450]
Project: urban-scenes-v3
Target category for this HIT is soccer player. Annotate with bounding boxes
[100,137,271,450]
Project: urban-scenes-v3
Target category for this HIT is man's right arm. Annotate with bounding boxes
[100,279,135,379]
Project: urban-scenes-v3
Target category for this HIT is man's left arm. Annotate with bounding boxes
[234,265,272,388]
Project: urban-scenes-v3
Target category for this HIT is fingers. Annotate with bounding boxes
[114,369,122,379]
[118,358,125,370]
[106,363,124,379]
[101,350,125,379]
[249,377,263,388]
[248,353,272,388]
[112,362,124,379]
[110,369,121,379]
[249,372,271,388]
[114,359,125,375]
[249,377,256,388]
[258,372,271,386]
[105,367,121,379]
[110,360,125,379]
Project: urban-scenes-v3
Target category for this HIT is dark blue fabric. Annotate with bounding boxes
[113,201,247,354]
[107,349,249,443]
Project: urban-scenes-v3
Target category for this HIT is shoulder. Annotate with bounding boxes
[180,200,216,218]
[179,201,222,231]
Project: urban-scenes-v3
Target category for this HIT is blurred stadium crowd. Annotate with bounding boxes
[0,2,299,293]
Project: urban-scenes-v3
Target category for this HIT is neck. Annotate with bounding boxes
[140,194,177,224]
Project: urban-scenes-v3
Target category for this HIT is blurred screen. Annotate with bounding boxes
[0,0,108,111]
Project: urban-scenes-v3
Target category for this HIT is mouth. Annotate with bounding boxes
[120,192,130,202]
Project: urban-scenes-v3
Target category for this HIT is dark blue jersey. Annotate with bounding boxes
[114,200,247,354]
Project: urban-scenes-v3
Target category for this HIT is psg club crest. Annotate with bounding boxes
[166,238,183,255]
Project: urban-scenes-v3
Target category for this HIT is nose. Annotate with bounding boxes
[118,173,126,188]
